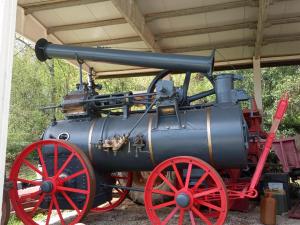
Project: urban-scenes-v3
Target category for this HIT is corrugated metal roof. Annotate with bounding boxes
[17,0,300,78]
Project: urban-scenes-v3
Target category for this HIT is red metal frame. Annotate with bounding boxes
[9,140,95,225]
[226,93,289,200]
[91,171,133,213]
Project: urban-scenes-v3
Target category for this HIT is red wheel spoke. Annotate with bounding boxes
[162,206,179,225]
[159,173,177,193]
[153,200,176,210]
[189,210,196,225]
[196,199,222,212]
[37,144,49,178]
[60,190,80,214]
[60,169,86,183]
[152,189,175,197]
[178,209,185,225]
[53,194,66,225]
[185,162,193,189]
[9,140,95,225]
[56,186,89,195]
[192,172,209,191]
[192,206,212,225]
[23,159,43,177]
[172,163,184,188]
[30,193,45,215]
[193,187,219,199]
[55,153,74,178]
[19,190,41,202]
[144,157,228,225]
[54,144,58,175]
[45,199,54,225]
[17,178,42,186]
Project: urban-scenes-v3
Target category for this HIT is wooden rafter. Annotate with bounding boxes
[47,18,126,34]
[49,12,300,46]
[69,36,141,46]
[21,0,109,14]
[111,0,161,52]
[145,0,257,22]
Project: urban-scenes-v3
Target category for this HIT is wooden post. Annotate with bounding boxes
[253,57,263,112]
[0,0,18,221]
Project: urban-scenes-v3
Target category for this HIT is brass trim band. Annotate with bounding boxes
[206,108,215,165]
[148,115,155,165]
[88,120,97,161]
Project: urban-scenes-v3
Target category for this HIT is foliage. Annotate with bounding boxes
[7,38,300,160]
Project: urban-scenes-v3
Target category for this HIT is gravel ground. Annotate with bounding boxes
[80,199,300,225]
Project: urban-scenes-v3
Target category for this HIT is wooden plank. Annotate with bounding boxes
[145,0,257,22]
[22,0,109,14]
[68,36,141,46]
[47,18,127,34]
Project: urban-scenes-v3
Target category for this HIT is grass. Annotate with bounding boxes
[8,215,22,225]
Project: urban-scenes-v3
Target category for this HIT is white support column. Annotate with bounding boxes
[0,0,18,221]
[253,57,263,112]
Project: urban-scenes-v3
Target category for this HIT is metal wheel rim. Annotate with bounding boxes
[9,139,96,225]
[91,171,133,213]
[144,156,228,225]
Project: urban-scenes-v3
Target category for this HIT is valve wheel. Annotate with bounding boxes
[9,139,96,225]
[91,171,133,212]
[144,156,228,225]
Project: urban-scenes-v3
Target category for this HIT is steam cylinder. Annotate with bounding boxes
[43,103,249,171]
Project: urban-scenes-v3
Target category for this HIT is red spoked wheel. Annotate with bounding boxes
[9,139,96,225]
[144,156,228,225]
[91,171,133,212]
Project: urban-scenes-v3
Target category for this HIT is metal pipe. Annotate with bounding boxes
[35,38,214,74]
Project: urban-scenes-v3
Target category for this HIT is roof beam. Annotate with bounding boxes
[164,32,300,54]
[264,32,300,44]
[47,18,126,34]
[22,0,109,14]
[111,0,161,52]
[158,21,256,40]
[69,36,141,46]
[164,39,255,53]
[65,13,300,47]
[254,0,270,58]
[145,0,257,22]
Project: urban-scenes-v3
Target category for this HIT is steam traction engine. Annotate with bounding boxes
[8,39,288,225]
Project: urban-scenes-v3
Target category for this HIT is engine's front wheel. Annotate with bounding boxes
[9,139,95,225]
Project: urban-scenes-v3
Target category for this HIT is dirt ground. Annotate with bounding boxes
[80,199,300,225]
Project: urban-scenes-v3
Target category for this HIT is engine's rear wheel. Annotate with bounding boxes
[9,139,95,225]
[144,156,228,225]
[91,171,133,212]
[128,171,175,205]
